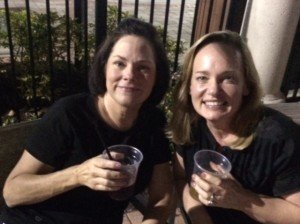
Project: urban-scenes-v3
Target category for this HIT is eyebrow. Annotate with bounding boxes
[111,55,154,64]
[111,55,126,60]
[193,71,209,75]
[193,70,238,75]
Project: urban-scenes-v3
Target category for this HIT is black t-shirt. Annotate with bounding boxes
[1,93,171,224]
[178,107,300,224]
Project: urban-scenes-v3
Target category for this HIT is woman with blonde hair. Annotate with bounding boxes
[169,30,300,223]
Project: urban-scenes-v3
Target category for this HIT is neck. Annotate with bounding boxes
[97,95,139,131]
[206,121,252,150]
[206,120,238,147]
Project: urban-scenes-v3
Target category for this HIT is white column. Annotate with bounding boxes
[242,0,300,104]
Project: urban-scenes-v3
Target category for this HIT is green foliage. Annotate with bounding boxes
[106,5,131,35]
[0,6,185,126]
[0,9,95,105]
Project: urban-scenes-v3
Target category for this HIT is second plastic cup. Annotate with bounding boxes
[190,149,232,200]
[103,144,143,201]
[193,149,232,177]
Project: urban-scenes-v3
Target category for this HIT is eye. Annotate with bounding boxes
[138,65,151,73]
[223,74,237,84]
[195,75,208,82]
[113,61,125,68]
[136,63,154,75]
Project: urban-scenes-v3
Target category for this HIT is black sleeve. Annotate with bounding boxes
[25,100,74,168]
[272,122,300,196]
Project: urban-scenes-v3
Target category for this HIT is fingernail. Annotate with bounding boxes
[191,181,196,187]
[201,172,206,178]
[115,162,121,168]
[191,174,196,180]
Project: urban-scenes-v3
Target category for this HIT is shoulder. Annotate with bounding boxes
[44,93,92,119]
[256,106,299,140]
[51,92,91,112]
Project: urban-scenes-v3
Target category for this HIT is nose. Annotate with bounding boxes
[123,64,135,81]
[207,79,220,96]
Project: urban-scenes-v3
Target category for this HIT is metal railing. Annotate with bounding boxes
[0,0,201,125]
[0,0,298,126]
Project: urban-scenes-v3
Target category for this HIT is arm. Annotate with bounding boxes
[193,172,300,224]
[237,188,300,223]
[142,162,174,224]
[173,152,214,224]
[3,150,129,207]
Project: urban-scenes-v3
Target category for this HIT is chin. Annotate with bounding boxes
[201,112,226,121]
[119,100,143,108]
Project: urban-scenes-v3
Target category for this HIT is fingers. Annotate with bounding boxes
[90,175,129,191]
[96,155,122,170]
[191,173,222,206]
[195,172,222,186]
[192,172,245,209]
[209,162,226,177]
[102,151,125,161]
[75,156,130,191]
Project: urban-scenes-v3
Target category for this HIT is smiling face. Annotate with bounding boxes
[105,35,156,109]
[190,43,249,127]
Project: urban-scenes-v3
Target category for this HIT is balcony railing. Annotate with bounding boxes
[0,0,298,126]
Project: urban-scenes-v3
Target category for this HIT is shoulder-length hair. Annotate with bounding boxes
[88,18,170,108]
[168,30,263,145]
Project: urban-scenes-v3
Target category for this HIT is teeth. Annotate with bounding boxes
[205,101,224,106]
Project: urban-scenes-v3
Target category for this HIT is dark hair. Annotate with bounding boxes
[88,18,170,107]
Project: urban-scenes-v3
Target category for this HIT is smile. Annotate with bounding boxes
[203,101,227,107]
[118,86,140,92]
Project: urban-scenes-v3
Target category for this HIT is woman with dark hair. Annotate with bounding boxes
[1,18,173,224]
[169,30,300,223]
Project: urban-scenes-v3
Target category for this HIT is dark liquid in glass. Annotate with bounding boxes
[109,156,135,201]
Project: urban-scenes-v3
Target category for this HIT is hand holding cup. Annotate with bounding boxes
[190,150,232,205]
[102,144,143,201]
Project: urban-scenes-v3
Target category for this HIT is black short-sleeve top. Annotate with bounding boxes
[178,107,300,224]
[2,93,171,224]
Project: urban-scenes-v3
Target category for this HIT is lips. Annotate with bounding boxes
[117,86,140,92]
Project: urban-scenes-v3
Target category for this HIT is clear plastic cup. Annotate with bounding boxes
[103,144,143,201]
[190,149,232,200]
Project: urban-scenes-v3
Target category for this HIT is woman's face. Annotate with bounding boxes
[189,43,249,126]
[105,35,156,108]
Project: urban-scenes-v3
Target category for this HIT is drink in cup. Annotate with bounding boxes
[190,149,232,200]
[103,144,143,201]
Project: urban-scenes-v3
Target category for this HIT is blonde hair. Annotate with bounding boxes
[168,30,263,146]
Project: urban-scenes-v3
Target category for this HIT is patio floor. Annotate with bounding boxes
[123,203,187,224]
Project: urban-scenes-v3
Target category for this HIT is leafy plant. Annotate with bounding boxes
[0,6,184,126]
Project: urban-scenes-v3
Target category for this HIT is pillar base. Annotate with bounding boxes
[263,93,285,104]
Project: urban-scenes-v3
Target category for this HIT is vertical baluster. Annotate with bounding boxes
[45,0,54,103]
[25,0,38,116]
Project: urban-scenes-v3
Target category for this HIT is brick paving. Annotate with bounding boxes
[123,203,187,224]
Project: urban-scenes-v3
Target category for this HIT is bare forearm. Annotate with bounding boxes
[236,191,300,224]
[3,165,80,207]
[174,177,213,224]
[182,184,214,224]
